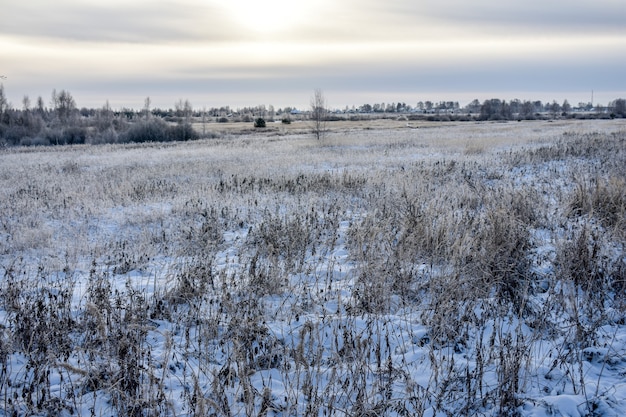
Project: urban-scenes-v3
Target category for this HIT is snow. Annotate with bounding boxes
[0,120,625,416]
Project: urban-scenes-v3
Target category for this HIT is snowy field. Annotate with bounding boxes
[0,119,625,416]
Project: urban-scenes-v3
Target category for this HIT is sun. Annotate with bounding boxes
[221,0,312,35]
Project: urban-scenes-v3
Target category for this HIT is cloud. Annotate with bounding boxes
[377,0,626,36]
[1,0,624,108]
[4,0,624,44]
[2,0,232,43]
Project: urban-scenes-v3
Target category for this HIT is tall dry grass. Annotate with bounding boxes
[0,119,624,415]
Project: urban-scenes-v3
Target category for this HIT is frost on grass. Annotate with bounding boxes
[0,120,625,416]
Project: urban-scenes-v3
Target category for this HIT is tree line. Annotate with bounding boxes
[0,88,205,146]
[0,84,624,147]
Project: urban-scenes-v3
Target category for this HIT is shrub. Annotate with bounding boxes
[120,119,170,143]
[44,129,65,145]
[18,136,33,146]
[254,117,266,128]
[88,127,119,145]
[3,125,34,145]
[569,176,626,232]
[169,123,199,141]
[471,208,531,307]
[29,136,51,146]
[37,127,86,145]
[63,126,88,144]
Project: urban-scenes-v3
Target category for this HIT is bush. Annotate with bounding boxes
[569,177,626,232]
[37,127,87,145]
[254,118,266,128]
[3,125,35,145]
[63,126,87,145]
[44,129,64,145]
[120,119,170,143]
[88,128,119,145]
[169,123,199,142]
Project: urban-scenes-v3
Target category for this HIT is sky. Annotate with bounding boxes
[1,0,625,110]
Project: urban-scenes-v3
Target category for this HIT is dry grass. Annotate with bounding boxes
[0,118,625,416]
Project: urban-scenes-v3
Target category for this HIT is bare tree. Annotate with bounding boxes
[610,98,625,117]
[0,84,8,121]
[520,100,535,120]
[310,88,328,140]
[201,106,207,137]
[549,100,561,118]
[97,100,114,132]
[143,96,152,120]
[36,96,45,116]
[22,95,31,112]
[562,99,571,115]
[175,99,193,124]
[51,89,76,125]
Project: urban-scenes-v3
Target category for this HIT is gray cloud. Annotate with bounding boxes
[391,0,626,35]
[1,0,624,109]
[3,1,233,43]
[4,0,624,44]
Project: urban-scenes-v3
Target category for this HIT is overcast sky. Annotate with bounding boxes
[1,0,625,110]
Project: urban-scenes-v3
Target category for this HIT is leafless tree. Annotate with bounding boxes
[97,100,114,132]
[51,89,76,125]
[561,99,571,114]
[175,99,193,124]
[143,96,152,120]
[22,95,31,112]
[201,106,207,137]
[310,88,328,140]
[36,96,45,115]
[610,98,625,117]
[0,84,9,122]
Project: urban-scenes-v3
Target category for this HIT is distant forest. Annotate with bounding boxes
[1,85,625,146]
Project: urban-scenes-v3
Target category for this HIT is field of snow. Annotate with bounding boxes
[0,119,625,416]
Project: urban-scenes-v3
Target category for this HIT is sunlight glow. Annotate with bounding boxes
[220,0,317,35]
